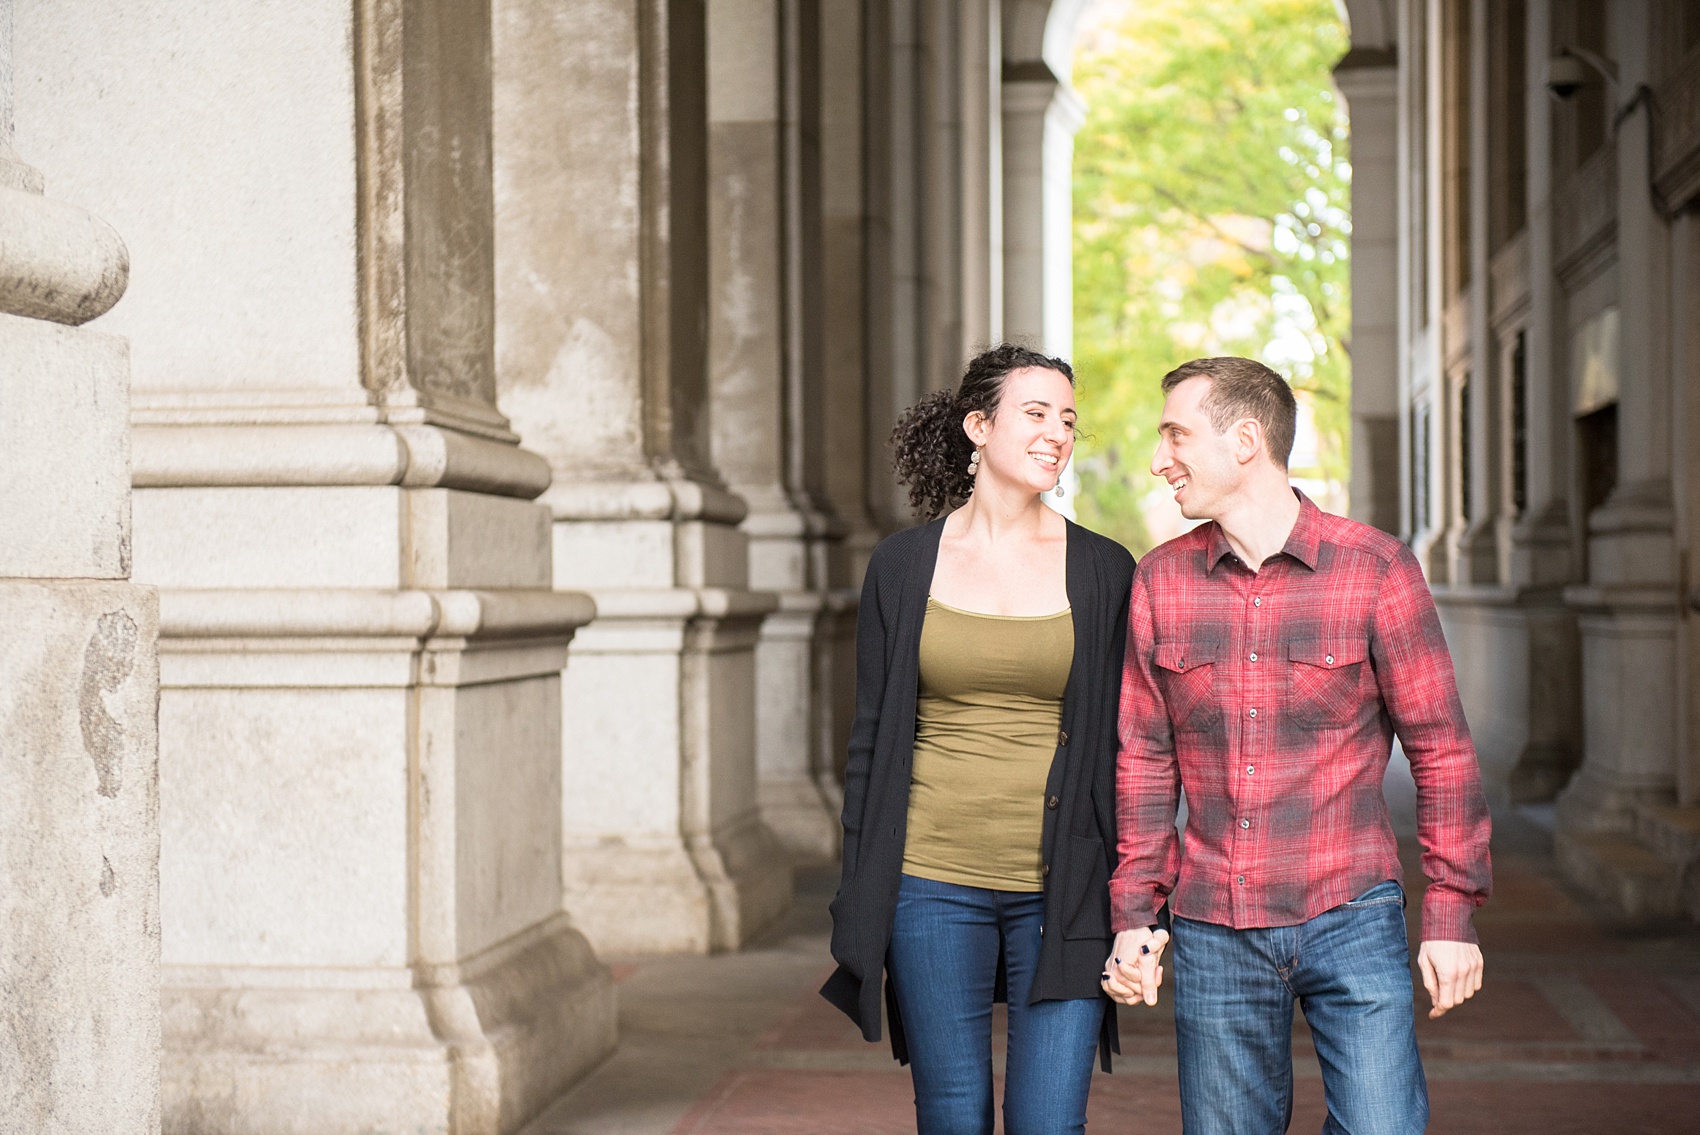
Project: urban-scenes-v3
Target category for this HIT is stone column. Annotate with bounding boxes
[493,0,790,953]
[863,0,926,532]
[704,0,848,863]
[1002,63,1085,359]
[1456,0,1501,583]
[1411,0,1451,579]
[1000,57,1082,511]
[1678,211,1700,806]
[0,9,158,1129]
[18,1,614,1130]
[959,0,1001,350]
[1558,0,1681,836]
[1473,0,1582,804]
[819,0,879,582]
[1511,0,1578,588]
[1335,49,1401,534]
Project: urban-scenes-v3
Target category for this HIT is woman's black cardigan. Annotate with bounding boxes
[819,516,1136,1071]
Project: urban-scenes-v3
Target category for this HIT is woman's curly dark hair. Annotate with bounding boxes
[891,343,1075,520]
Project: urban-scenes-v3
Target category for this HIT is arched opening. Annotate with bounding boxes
[1067,0,1354,553]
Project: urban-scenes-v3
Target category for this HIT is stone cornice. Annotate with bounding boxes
[541,477,749,525]
[158,586,595,641]
[132,422,554,500]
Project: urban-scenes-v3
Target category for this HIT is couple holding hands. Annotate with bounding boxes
[821,346,1492,1135]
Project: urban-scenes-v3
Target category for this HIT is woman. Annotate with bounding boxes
[821,344,1136,1135]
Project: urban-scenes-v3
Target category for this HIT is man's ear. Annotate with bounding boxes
[1233,417,1263,466]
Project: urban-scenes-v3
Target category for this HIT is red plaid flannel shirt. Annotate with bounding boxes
[1110,493,1491,943]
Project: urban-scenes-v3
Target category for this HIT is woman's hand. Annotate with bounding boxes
[1101,926,1169,1006]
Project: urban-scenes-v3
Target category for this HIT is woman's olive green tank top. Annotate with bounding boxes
[902,597,1074,891]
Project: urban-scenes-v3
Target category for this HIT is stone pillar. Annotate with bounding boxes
[1456,0,1501,583]
[493,0,790,953]
[959,0,1001,350]
[0,11,159,1129]
[1000,57,1082,511]
[1411,0,1451,579]
[18,1,614,1130]
[819,0,880,581]
[863,0,925,532]
[704,0,848,864]
[1002,63,1085,361]
[1481,0,1583,804]
[1335,49,1402,535]
[1678,211,1700,806]
[1511,0,1578,589]
[1558,0,1681,836]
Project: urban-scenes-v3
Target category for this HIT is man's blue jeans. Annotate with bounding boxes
[1172,880,1428,1135]
[888,873,1103,1135]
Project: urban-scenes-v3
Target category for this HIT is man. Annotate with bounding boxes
[1100,357,1490,1134]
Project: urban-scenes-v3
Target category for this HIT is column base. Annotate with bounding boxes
[1557,584,1680,833]
[562,812,792,954]
[753,591,844,865]
[1433,585,1581,807]
[154,586,602,1133]
[758,774,841,864]
[162,915,615,1135]
[1507,741,1581,802]
[560,584,791,955]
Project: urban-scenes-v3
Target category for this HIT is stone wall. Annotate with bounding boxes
[0,5,159,1127]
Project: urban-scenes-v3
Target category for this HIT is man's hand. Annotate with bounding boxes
[1101,926,1170,1007]
[1417,939,1483,1019]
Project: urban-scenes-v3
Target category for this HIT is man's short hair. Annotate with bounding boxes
[1160,357,1297,469]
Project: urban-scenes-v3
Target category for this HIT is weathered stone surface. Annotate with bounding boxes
[494,0,793,954]
[0,581,160,1135]
[0,313,130,579]
[0,184,128,324]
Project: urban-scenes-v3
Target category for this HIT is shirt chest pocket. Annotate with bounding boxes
[1153,643,1222,733]
[1286,640,1368,727]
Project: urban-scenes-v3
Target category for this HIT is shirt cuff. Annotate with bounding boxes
[1111,887,1160,935]
[1420,890,1481,944]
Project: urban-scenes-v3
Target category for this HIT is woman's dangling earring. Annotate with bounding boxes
[1054,482,1066,499]
[967,448,981,476]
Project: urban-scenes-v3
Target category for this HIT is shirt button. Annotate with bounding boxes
[1041,862,1051,877]
[1047,795,1060,810]
[1241,818,1251,829]
[1237,875,1246,885]
[1325,654,1334,665]
[1249,652,1258,662]
[1248,708,1257,718]
[1246,765,1255,775]
[1058,730,1068,745]
[1253,597,1262,607]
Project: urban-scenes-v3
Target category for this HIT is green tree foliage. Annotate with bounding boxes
[1071,0,1351,553]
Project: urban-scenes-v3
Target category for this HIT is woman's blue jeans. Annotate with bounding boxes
[1172,880,1429,1135]
[887,872,1104,1135]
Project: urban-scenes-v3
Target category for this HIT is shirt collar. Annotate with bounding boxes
[1205,488,1322,574]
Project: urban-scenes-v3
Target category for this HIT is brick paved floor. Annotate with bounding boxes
[523,813,1700,1134]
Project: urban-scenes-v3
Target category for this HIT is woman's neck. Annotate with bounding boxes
[948,477,1056,543]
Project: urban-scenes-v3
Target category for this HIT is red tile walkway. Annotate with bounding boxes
[523,815,1700,1134]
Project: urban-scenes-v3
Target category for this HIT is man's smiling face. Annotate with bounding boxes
[1151,375,1240,521]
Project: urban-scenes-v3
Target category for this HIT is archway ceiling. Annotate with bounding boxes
[1010,0,1392,81]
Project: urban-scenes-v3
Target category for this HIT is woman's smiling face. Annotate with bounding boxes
[964,366,1077,496]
